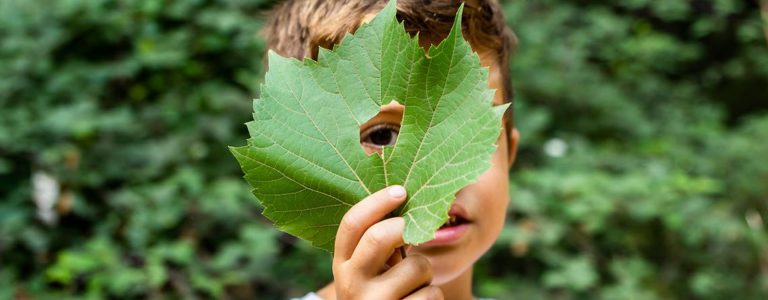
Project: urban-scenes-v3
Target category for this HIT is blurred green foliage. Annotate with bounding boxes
[1,0,767,299]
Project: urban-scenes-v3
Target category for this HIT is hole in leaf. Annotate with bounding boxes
[359,100,405,155]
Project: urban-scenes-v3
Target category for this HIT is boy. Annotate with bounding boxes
[263,0,519,299]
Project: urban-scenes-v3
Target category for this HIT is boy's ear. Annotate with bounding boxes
[507,128,520,169]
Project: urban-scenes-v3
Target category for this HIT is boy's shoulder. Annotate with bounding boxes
[291,292,498,300]
[291,292,323,300]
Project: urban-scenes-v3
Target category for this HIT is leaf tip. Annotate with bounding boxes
[494,102,512,119]
[452,3,466,38]
[367,0,398,28]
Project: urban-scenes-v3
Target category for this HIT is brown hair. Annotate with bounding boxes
[262,0,516,127]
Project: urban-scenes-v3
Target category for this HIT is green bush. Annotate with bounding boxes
[477,0,768,299]
[1,0,766,298]
[1,0,330,298]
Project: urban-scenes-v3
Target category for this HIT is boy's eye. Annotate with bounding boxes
[360,123,400,148]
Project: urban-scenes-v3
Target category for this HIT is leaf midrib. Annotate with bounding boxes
[400,31,461,190]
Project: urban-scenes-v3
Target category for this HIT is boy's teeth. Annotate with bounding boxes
[441,216,461,228]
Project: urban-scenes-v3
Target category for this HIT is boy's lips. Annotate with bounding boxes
[423,223,469,246]
[421,203,471,247]
[447,203,470,222]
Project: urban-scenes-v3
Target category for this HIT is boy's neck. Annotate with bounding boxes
[438,266,475,300]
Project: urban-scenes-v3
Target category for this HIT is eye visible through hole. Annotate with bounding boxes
[360,123,400,148]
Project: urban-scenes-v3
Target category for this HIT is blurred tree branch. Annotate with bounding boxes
[762,0,768,47]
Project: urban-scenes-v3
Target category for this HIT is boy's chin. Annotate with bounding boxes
[417,248,477,286]
[428,258,474,286]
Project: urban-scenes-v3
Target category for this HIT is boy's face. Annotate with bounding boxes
[360,45,519,285]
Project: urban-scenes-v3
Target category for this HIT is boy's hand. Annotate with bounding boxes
[332,186,444,300]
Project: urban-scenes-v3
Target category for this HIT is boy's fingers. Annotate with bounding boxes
[334,185,407,262]
[402,285,444,300]
[385,247,405,267]
[375,255,433,298]
[348,217,406,275]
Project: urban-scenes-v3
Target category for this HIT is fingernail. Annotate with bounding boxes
[388,185,406,198]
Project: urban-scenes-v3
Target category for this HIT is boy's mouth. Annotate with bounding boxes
[439,215,469,228]
[422,204,471,247]
[439,204,470,229]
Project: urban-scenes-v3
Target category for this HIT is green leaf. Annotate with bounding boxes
[231,0,507,252]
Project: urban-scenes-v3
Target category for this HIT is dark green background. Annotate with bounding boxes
[1,0,767,298]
